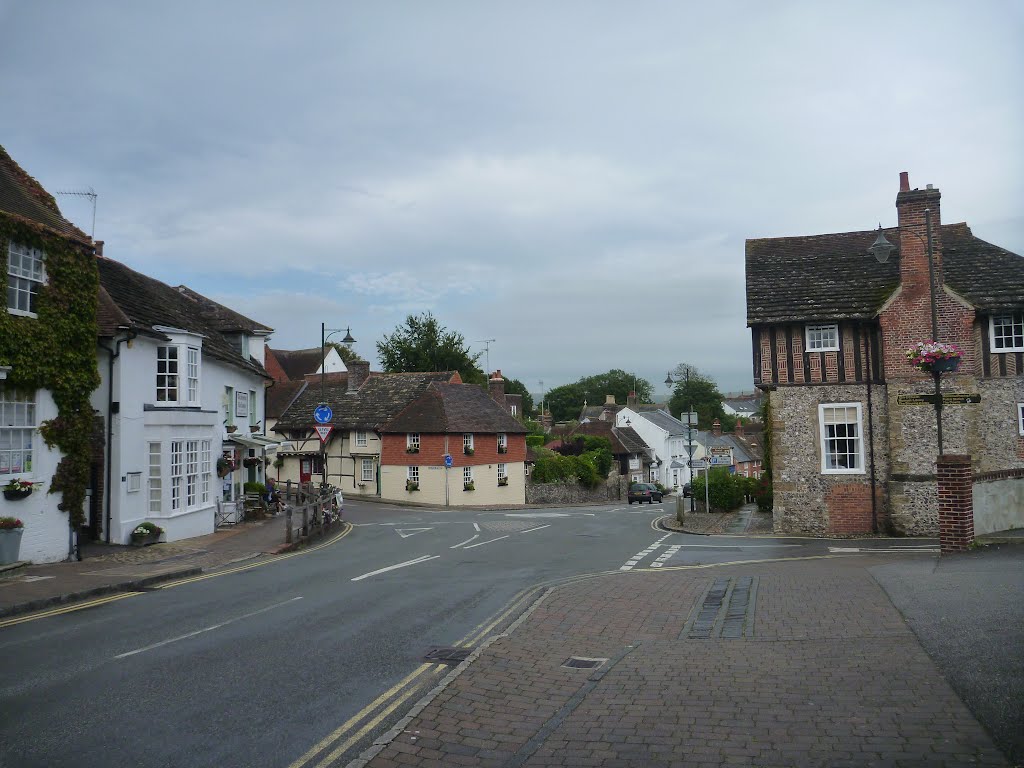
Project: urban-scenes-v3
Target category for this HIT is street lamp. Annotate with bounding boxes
[868,213,944,452]
[665,369,696,512]
[320,323,355,485]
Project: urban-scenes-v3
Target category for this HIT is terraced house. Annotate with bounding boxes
[746,172,1024,536]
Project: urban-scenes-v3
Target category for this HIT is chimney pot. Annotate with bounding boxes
[95,240,105,257]
[604,394,616,405]
[899,171,910,192]
[347,360,370,393]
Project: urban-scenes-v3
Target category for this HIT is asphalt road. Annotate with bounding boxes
[0,498,954,768]
[0,499,669,768]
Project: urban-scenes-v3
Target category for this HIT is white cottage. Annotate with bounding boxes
[93,255,274,544]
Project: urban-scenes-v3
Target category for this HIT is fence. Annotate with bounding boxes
[274,481,345,546]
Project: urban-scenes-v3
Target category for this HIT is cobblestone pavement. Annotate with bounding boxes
[356,556,1009,768]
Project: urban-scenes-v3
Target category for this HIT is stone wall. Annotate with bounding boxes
[526,471,626,505]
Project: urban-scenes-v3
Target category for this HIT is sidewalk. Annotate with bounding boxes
[353,548,1022,768]
[0,515,303,619]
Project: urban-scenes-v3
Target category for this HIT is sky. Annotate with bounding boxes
[2,2,1021,401]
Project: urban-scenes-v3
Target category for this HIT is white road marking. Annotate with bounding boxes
[450,535,479,549]
[503,512,568,518]
[651,545,682,568]
[676,543,803,549]
[829,546,940,553]
[520,524,551,534]
[620,534,672,571]
[461,535,510,549]
[396,527,434,538]
[351,555,440,581]
[473,523,480,531]
[115,597,303,659]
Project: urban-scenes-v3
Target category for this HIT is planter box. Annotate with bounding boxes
[130,532,161,547]
[0,528,23,564]
[3,488,31,501]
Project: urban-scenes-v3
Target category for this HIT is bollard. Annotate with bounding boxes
[676,494,685,525]
[301,505,309,538]
[285,506,293,544]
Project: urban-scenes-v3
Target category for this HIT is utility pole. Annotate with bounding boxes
[476,339,496,375]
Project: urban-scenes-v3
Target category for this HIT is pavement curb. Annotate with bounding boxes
[0,566,203,620]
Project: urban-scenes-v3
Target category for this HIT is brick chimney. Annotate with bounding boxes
[347,360,370,393]
[488,369,506,405]
[735,422,744,436]
[627,391,637,408]
[712,418,722,436]
[896,171,944,301]
[95,240,104,257]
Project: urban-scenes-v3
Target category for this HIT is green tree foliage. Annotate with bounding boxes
[757,396,773,513]
[667,363,726,429]
[536,435,612,486]
[503,377,534,414]
[545,369,653,422]
[327,341,362,365]
[376,312,485,384]
[691,467,745,512]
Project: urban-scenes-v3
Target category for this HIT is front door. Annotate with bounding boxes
[300,457,312,484]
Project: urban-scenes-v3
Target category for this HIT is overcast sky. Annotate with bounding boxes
[2,2,1021,400]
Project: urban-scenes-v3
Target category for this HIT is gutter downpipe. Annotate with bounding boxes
[100,326,137,544]
[863,322,879,534]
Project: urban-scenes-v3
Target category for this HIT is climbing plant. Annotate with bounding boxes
[0,216,100,528]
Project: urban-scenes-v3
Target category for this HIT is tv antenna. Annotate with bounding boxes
[476,339,496,375]
[55,187,98,239]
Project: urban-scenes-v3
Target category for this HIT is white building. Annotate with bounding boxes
[615,407,703,489]
[93,256,275,545]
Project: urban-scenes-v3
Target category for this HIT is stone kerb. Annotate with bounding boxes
[937,454,974,553]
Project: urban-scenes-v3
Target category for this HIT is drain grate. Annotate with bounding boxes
[561,656,608,670]
[681,576,759,640]
[423,647,474,666]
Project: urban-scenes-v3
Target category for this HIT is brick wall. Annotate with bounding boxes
[381,433,526,466]
[826,483,877,534]
[937,454,973,552]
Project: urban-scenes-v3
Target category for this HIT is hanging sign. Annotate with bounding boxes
[314,425,334,443]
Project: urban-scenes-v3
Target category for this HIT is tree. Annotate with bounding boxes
[376,312,485,384]
[503,377,534,415]
[545,382,585,422]
[545,369,653,422]
[667,363,726,429]
[327,341,363,365]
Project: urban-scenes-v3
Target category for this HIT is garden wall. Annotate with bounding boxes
[526,471,626,505]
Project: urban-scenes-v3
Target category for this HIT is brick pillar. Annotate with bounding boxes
[937,454,973,553]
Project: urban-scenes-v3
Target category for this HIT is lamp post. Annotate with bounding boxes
[868,211,944,452]
[665,369,696,512]
[320,323,355,485]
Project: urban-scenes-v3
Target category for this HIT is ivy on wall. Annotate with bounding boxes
[0,215,100,528]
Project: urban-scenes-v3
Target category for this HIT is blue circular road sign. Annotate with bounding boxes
[444,454,453,468]
[314,404,333,424]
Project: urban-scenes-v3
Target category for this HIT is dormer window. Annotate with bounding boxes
[990,312,1024,352]
[154,331,202,406]
[7,242,46,317]
[805,324,839,352]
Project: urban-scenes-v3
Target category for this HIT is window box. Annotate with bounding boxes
[406,447,419,454]
[464,447,474,456]
[406,481,419,492]
[463,482,475,491]
[497,478,508,487]
[497,446,507,454]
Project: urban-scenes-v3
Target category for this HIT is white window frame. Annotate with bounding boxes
[463,433,474,453]
[1017,403,1024,436]
[201,440,211,503]
[805,323,840,352]
[185,440,200,509]
[649,467,658,482]
[224,386,234,426]
[148,442,162,513]
[511,404,518,417]
[818,402,866,474]
[157,346,180,403]
[407,465,419,483]
[406,433,420,452]
[990,312,1024,352]
[497,433,507,453]
[0,387,35,477]
[249,390,258,426]
[170,440,183,510]
[127,472,142,493]
[186,347,200,405]
[361,458,374,482]
[463,465,473,487]
[497,463,508,485]
[6,241,46,317]
[355,430,367,447]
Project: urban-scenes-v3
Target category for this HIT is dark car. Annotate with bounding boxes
[682,483,693,498]
[628,482,664,504]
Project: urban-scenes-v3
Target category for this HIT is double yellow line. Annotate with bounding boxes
[287,569,618,768]
[0,524,353,630]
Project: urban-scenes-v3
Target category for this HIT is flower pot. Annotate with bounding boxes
[3,489,31,501]
[226,425,238,433]
[130,532,160,547]
[929,357,961,374]
[0,528,24,564]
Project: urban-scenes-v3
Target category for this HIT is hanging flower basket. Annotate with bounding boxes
[906,341,963,374]
[3,479,40,501]
[243,457,262,468]
[216,457,237,478]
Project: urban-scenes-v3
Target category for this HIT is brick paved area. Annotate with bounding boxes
[356,557,1008,767]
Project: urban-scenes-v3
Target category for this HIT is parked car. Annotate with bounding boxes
[628,482,663,504]
[682,483,692,498]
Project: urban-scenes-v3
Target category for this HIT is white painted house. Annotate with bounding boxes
[93,255,275,545]
[615,407,703,490]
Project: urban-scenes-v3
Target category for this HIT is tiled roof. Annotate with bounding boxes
[96,285,132,336]
[383,382,528,434]
[700,433,754,464]
[0,145,90,243]
[175,286,273,334]
[267,380,307,419]
[615,426,652,455]
[568,420,652,458]
[746,223,1024,324]
[96,257,270,379]
[269,348,326,380]
[635,410,689,436]
[274,372,458,430]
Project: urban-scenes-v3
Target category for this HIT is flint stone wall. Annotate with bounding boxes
[526,471,626,505]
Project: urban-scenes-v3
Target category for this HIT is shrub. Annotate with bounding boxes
[244,481,267,497]
[754,472,773,513]
[526,434,547,448]
[133,521,162,535]
[691,468,745,512]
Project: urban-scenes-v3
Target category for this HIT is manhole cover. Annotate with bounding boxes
[561,656,607,670]
[423,647,474,665]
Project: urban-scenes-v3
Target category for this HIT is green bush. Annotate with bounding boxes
[754,472,773,513]
[531,452,603,488]
[571,454,601,488]
[134,521,162,535]
[244,481,267,497]
[691,468,745,512]
[526,434,547,448]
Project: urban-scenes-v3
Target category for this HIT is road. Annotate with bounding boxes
[0,498,939,768]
